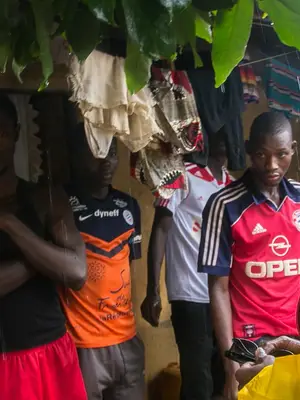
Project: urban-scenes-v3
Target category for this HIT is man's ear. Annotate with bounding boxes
[14,123,20,143]
[291,140,297,155]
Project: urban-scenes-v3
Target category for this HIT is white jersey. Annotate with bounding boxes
[156,162,233,303]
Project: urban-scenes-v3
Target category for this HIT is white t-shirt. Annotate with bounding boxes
[156,162,233,303]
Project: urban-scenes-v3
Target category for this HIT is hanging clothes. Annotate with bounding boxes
[9,94,42,183]
[153,51,246,170]
[187,65,246,171]
[149,66,204,154]
[68,50,160,158]
[129,64,204,198]
[130,139,187,199]
[239,62,260,104]
[264,59,300,118]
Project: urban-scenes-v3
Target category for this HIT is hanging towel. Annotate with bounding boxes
[239,64,259,104]
[68,50,160,158]
[130,140,187,199]
[264,59,300,118]
[149,66,204,154]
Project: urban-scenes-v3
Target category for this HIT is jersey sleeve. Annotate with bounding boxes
[154,188,188,214]
[129,198,142,261]
[198,192,233,276]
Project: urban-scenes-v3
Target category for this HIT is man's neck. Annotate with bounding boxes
[0,171,18,205]
[91,185,110,201]
[207,158,224,181]
[251,171,282,206]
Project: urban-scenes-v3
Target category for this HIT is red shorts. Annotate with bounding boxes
[0,332,87,400]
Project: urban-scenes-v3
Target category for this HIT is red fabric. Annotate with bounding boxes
[0,333,87,400]
[230,199,300,339]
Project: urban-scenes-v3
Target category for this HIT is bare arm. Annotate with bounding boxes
[141,207,172,327]
[209,275,238,373]
[147,207,173,295]
[1,186,87,290]
[0,260,34,297]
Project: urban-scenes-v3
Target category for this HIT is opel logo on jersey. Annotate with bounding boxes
[123,210,133,226]
[269,235,291,257]
[292,209,300,232]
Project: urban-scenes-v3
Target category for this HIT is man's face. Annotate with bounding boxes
[81,140,119,188]
[0,110,17,180]
[249,130,296,187]
[209,135,227,166]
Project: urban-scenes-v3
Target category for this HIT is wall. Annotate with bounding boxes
[113,146,178,399]
[113,86,300,399]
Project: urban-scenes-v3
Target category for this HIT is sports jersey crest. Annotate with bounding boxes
[292,209,300,232]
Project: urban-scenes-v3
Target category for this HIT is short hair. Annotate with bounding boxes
[0,95,18,125]
[249,112,292,145]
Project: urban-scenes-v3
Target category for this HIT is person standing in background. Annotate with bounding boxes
[0,95,88,400]
[198,112,300,400]
[61,124,145,400]
[141,131,233,400]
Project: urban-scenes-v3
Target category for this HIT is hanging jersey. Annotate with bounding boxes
[199,170,300,339]
[60,187,142,348]
[156,163,233,303]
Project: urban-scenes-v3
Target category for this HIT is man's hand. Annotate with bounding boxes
[0,212,15,232]
[141,293,162,327]
[263,336,300,355]
[235,354,275,389]
[223,361,240,400]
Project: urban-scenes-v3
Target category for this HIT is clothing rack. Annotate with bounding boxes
[241,51,298,67]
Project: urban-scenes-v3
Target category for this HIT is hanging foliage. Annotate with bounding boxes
[0,0,300,91]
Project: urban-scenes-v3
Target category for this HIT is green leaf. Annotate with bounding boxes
[192,0,238,12]
[212,0,253,87]
[173,5,203,67]
[195,12,212,43]
[0,0,20,28]
[11,4,38,67]
[30,0,53,86]
[85,0,116,24]
[66,4,101,61]
[160,0,192,14]
[270,0,300,15]
[52,0,70,16]
[52,0,78,36]
[122,0,177,58]
[12,59,26,83]
[0,43,9,73]
[125,40,151,94]
[258,0,300,50]
[0,30,11,73]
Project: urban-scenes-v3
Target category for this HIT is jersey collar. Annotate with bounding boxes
[243,169,300,205]
[185,162,228,186]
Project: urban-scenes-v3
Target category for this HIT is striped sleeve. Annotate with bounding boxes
[198,183,248,276]
[288,179,300,191]
[154,187,188,214]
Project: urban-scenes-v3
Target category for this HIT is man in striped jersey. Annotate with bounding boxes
[141,131,232,400]
[198,112,300,400]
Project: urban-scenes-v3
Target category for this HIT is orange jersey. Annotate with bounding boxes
[60,187,142,348]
